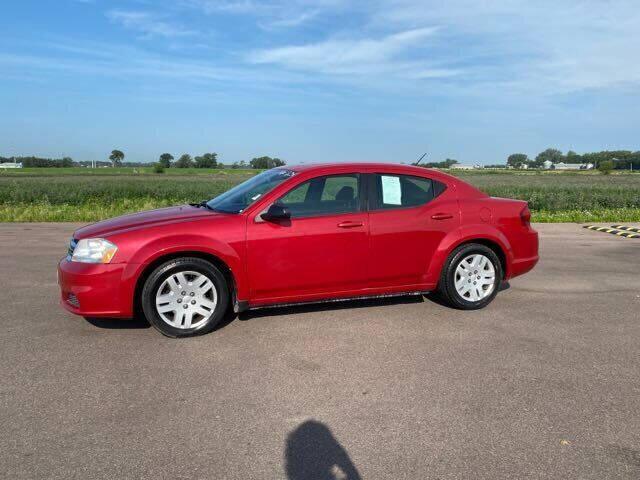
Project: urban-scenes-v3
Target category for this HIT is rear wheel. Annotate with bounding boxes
[438,243,502,310]
[141,257,229,337]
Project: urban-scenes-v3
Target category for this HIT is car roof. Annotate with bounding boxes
[283,162,457,182]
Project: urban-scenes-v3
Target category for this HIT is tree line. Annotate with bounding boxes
[5,148,639,171]
[0,156,75,168]
[506,149,640,170]
[1,151,286,170]
[155,153,285,169]
[418,158,460,169]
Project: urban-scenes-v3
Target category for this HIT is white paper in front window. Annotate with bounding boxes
[381,175,401,205]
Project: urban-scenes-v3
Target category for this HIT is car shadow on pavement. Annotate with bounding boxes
[285,419,362,480]
[83,316,150,329]
[238,294,425,321]
[422,281,511,307]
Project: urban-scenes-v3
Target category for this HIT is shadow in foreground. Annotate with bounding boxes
[423,281,510,307]
[240,294,424,321]
[84,316,150,329]
[285,420,361,480]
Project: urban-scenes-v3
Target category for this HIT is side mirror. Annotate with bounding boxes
[261,203,291,222]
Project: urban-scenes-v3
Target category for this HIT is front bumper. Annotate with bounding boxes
[58,259,130,317]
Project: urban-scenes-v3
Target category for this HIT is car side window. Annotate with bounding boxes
[278,174,360,218]
[372,174,435,210]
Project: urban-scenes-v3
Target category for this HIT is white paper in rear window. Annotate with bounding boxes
[381,175,401,205]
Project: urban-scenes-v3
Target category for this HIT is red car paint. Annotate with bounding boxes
[58,163,538,317]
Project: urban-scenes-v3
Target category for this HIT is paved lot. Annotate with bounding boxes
[1,223,639,479]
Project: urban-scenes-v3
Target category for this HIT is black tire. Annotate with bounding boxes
[438,243,502,310]
[141,257,229,337]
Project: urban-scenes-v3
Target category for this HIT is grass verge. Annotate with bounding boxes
[1,202,639,223]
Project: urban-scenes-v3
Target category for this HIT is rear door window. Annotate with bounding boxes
[371,174,436,210]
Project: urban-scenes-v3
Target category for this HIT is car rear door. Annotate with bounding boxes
[366,172,458,288]
[246,173,369,302]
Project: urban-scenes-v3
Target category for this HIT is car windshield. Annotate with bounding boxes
[206,168,296,213]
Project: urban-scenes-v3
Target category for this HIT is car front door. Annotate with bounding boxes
[246,173,369,303]
[366,172,458,288]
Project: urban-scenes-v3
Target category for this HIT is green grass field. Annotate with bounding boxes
[0,167,257,176]
[0,168,638,223]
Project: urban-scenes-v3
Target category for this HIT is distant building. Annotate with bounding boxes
[552,162,593,170]
[545,162,594,171]
[450,164,483,170]
[554,162,584,170]
[0,162,22,168]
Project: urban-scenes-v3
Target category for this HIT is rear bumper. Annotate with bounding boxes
[507,229,539,279]
[509,254,539,278]
[58,259,130,317]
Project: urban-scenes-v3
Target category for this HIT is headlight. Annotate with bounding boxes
[71,238,118,263]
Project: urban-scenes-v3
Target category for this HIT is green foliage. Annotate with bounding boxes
[598,160,614,175]
[566,150,582,163]
[506,153,529,169]
[249,156,286,169]
[583,150,640,169]
[109,150,125,167]
[0,174,250,216]
[0,167,256,176]
[499,149,640,170]
[534,148,564,168]
[152,163,165,174]
[532,208,640,223]
[1,156,74,168]
[1,170,639,222]
[175,154,193,168]
[158,153,174,168]
[416,158,458,168]
[194,153,218,168]
[452,171,640,212]
[231,160,249,169]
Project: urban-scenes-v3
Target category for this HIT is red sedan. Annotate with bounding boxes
[58,163,538,337]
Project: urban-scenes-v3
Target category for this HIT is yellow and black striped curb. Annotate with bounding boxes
[611,225,640,233]
[583,225,640,238]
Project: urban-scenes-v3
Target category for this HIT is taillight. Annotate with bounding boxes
[520,205,531,226]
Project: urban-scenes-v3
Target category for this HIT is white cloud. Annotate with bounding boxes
[0,41,309,88]
[248,27,452,77]
[18,0,640,96]
[192,0,640,93]
[369,0,640,94]
[107,10,197,38]
[185,0,348,28]
[190,0,263,14]
[262,10,320,28]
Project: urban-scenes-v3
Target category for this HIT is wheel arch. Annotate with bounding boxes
[425,226,513,285]
[451,238,508,279]
[132,250,238,318]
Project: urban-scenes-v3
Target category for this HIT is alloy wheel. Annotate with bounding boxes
[155,271,218,329]
[454,254,496,302]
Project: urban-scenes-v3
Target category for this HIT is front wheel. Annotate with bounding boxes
[438,243,502,310]
[141,257,229,337]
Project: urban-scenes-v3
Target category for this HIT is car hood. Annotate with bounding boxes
[74,205,227,239]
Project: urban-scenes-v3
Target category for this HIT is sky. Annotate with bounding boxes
[1,0,639,165]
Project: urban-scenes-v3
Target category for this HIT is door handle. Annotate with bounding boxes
[337,221,364,228]
[431,213,454,220]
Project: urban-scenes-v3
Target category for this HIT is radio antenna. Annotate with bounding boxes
[414,152,427,165]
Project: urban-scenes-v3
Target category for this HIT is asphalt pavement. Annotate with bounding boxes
[1,223,639,479]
